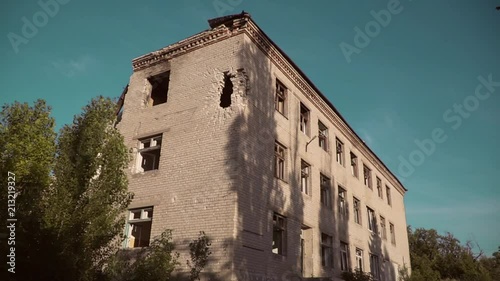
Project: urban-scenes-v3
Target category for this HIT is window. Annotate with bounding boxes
[125,207,153,248]
[363,164,372,189]
[321,233,333,267]
[377,177,383,199]
[367,207,376,232]
[301,160,310,195]
[355,248,364,271]
[272,213,287,255]
[148,72,169,106]
[336,138,345,165]
[340,242,350,271]
[137,135,162,172]
[275,80,287,115]
[274,142,286,180]
[353,198,361,225]
[380,216,387,240]
[299,103,310,136]
[318,121,328,151]
[220,72,234,108]
[390,223,396,245]
[338,187,347,218]
[386,186,392,206]
[350,152,358,178]
[370,254,380,281]
[320,174,331,207]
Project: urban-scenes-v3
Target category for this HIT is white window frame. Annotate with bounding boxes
[274,142,286,180]
[300,160,310,195]
[272,213,287,256]
[124,207,154,248]
[355,248,364,271]
[320,174,331,207]
[136,135,162,173]
[340,242,350,271]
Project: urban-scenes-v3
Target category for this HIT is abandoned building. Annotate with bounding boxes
[115,12,411,281]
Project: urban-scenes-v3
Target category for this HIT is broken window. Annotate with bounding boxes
[320,174,331,207]
[340,242,350,271]
[220,72,234,108]
[321,233,333,267]
[370,254,381,281]
[380,216,387,240]
[272,213,286,255]
[355,248,364,271]
[274,141,286,180]
[318,121,328,151]
[301,160,310,195]
[338,186,347,218]
[350,152,358,178]
[377,177,383,199]
[386,186,392,206]
[299,103,310,136]
[363,164,372,189]
[125,207,153,248]
[148,72,169,106]
[367,207,376,232]
[275,79,286,115]
[336,138,344,165]
[137,135,162,172]
[390,223,396,245]
[353,197,361,225]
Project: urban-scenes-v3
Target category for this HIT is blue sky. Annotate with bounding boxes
[1,0,499,255]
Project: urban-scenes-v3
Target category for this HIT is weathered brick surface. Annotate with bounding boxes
[117,15,410,281]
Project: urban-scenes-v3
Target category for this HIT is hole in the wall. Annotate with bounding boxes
[220,72,234,108]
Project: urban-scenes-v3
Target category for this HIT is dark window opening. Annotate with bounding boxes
[149,73,170,106]
[220,72,234,108]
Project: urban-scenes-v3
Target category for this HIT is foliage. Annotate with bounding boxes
[341,269,373,281]
[480,247,500,281]
[0,100,56,278]
[407,226,495,281]
[187,231,212,281]
[104,229,212,281]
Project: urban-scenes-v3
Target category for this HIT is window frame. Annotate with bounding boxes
[124,207,154,248]
[320,174,331,208]
[136,135,162,173]
[274,141,286,181]
[336,138,344,166]
[390,222,396,245]
[355,248,364,271]
[299,103,310,136]
[350,152,358,178]
[353,197,361,225]
[318,121,328,151]
[363,164,372,189]
[380,216,387,240]
[275,79,287,116]
[340,242,350,272]
[300,160,310,195]
[367,207,376,232]
[370,253,381,281]
[272,213,287,256]
[376,177,383,199]
[386,185,392,206]
[338,186,347,219]
[321,233,334,267]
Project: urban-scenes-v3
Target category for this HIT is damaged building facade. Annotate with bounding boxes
[116,13,411,281]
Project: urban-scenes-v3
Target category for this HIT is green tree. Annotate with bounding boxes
[341,269,373,281]
[0,100,56,279]
[43,96,132,281]
[187,231,212,281]
[480,247,500,281]
[407,226,493,281]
